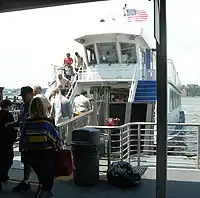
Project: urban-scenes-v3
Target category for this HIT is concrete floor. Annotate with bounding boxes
[1,176,200,198]
[4,147,200,198]
[1,166,200,198]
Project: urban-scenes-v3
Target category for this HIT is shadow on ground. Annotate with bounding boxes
[0,179,200,198]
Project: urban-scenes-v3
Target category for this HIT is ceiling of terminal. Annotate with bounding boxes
[0,0,108,13]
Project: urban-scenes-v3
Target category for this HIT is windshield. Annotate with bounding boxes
[97,42,118,64]
[120,43,137,64]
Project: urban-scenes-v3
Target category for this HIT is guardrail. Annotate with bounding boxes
[144,69,156,80]
[128,64,139,102]
[56,109,95,144]
[84,122,200,172]
[11,108,200,173]
[78,67,133,82]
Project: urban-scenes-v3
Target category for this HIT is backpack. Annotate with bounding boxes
[107,161,141,189]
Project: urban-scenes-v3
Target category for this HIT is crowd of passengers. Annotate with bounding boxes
[62,52,85,81]
[0,53,91,198]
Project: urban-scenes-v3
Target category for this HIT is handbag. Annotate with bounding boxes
[55,149,73,177]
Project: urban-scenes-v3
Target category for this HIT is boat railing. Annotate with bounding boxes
[167,59,181,89]
[128,64,139,102]
[56,109,96,143]
[66,66,83,100]
[82,122,200,172]
[144,69,156,80]
[11,113,200,174]
[78,67,133,81]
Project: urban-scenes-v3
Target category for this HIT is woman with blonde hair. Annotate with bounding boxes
[20,97,62,198]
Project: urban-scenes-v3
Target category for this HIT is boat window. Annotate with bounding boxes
[120,43,137,64]
[169,90,181,112]
[97,42,118,64]
[85,44,97,65]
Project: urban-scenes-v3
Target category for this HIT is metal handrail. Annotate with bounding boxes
[56,109,94,127]
[128,64,138,102]
[85,122,200,129]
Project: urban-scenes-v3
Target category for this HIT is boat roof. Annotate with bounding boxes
[74,22,154,48]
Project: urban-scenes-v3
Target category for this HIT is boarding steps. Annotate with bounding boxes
[66,75,78,100]
[134,80,156,102]
[66,67,83,100]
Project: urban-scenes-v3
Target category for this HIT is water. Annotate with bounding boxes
[181,97,200,153]
[182,97,200,123]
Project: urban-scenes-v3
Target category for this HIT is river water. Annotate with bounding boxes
[181,97,200,153]
[182,97,200,123]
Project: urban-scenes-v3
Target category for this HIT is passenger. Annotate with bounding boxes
[20,97,62,198]
[49,88,59,118]
[33,85,51,116]
[64,53,73,66]
[56,73,71,91]
[0,100,17,191]
[74,90,91,113]
[52,88,72,125]
[74,52,84,72]
[64,62,75,81]
[6,86,34,193]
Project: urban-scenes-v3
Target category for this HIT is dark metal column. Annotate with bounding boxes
[156,0,167,198]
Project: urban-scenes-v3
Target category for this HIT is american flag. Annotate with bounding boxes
[125,9,148,22]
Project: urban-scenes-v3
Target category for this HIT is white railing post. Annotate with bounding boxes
[108,129,112,167]
[197,126,200,169]
[137,124,141,167]
[120,128,123,161]
[127,125,131,163]
[128,64,138,102]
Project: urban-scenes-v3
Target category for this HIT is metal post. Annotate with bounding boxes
[127,125,131,163]
[119,128,123,161]
[93,88,98,125]
[156,0,167,197]
[104,87,110,121]
[137,124,141,167]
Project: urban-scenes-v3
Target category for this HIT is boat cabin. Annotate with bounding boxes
[75,32,156,83]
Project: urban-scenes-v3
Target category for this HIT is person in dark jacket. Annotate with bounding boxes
[0,99,17,191]
[20,97,62,198]
[6,86,34,193]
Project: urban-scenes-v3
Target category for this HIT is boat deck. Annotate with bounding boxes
[3,148,200,198]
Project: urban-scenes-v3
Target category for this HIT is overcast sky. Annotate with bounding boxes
[0,0,198,88]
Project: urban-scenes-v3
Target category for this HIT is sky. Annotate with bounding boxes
[0,0,199,88]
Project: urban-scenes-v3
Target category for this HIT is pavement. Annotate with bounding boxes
[1,167,200,198]
[5,148,200,198]
[1,178,200,198]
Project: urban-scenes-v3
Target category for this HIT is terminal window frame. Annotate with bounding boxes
[96,42,118,64]
[85,44,97,65]
[120,42,137,64]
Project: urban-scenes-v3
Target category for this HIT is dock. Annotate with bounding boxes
[2,146,200,198]
[3,167,200,198]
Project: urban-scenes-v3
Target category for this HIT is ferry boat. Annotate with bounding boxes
[46,21,185,144]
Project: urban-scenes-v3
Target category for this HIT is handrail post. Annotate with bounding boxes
[137,124,141,167]
[107,129,112,167]
[120,128,123,161]
[197,126,200,169]
[127,125,131,163]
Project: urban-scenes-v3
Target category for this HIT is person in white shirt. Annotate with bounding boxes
[52,89,72,125]
[74,90,91,113]
[56,73,71,91]
[33,85,52,115]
